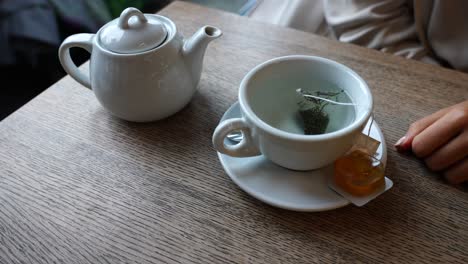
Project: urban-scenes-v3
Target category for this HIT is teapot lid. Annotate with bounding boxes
[99,7,167,54]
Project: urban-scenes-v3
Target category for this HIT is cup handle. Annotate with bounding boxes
[212,118,261,157]
[58,33,94,89]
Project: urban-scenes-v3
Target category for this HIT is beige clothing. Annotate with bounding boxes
[324,0,468,72]
[249,0,330,36]
[250,0,468,72]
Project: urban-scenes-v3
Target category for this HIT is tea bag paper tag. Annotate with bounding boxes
[351,132,380,156]
[328,176,393,207]
[327,131,393,207]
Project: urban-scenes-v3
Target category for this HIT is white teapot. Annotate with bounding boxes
[59,7,221,122]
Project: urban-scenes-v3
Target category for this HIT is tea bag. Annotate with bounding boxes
[296,88,391,205]
[296,88,354,135]
[328,117,393,206]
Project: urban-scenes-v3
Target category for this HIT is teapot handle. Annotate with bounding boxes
[58,33,93,89]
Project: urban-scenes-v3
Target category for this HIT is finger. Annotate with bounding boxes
[444,157,468,184]
[395,107,452,152]
[411,109,467,158]
[424,130,468,170]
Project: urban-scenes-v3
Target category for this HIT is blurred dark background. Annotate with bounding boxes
[0,0,172,120]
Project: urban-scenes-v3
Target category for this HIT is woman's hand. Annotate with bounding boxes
[395,100,468,184]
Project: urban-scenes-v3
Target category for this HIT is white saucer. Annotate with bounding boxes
[216,102,387,212]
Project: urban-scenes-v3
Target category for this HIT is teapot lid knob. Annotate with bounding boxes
[99,7,168,54]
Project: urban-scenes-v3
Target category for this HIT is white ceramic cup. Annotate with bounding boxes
[212,55,373,170]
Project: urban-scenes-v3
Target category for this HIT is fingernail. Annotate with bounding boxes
[395,136,408,152]
[395,136,406,147]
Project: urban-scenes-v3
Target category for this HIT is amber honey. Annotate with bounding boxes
[334,149,385,196]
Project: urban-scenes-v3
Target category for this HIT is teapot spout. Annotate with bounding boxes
[182,26,222,86]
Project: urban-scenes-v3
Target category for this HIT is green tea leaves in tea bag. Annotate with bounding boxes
[296,88,347,135]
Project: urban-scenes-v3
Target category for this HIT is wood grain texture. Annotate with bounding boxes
[1,1,467,263]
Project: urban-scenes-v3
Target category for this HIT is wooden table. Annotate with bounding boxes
[1,2,467,263]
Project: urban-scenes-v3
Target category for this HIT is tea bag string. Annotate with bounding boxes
[297,88,380,160]
[367,113,374,138]
[366,113,381,161]
[296,88,357,106]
